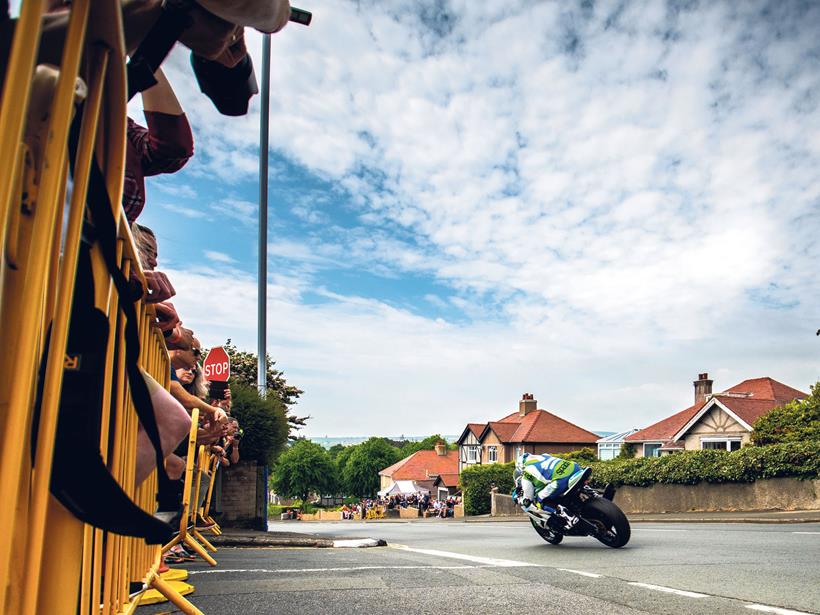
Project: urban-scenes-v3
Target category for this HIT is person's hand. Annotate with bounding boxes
[144,271,176,303]
[210,445,224,456]
[211,407,228,424]
[153,302,179,331]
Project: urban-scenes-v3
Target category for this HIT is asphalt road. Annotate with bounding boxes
[138,520,820,615]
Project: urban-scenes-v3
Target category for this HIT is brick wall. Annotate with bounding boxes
[219,460,267,529]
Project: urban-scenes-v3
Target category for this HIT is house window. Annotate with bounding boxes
[488,446,497,463]
[598,443,621,461]
[643,443,662,458]
[466,446,479,462]
[701,438,742,452]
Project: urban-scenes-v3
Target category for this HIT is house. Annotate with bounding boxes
[431,473,459,501]
[625,373,807,458]
[457,393,599,471]
[596,429,639,460]
[378,441,458,494]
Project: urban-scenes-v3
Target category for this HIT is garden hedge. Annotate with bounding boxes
[458,442,819,515]
[459,462,515,516]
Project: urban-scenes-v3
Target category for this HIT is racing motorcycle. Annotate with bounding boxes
[513,461,630,548]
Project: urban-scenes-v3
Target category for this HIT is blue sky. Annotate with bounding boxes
[133,0,820,437]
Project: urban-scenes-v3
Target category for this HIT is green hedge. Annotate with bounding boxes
[459,462,515,516]
[457,443,819,516]
[587,441,820,488]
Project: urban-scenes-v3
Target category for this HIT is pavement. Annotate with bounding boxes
[134,513,820,615]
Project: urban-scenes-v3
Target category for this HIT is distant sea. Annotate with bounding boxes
[309,435,459,449]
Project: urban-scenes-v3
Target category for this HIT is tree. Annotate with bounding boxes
[397,434,453,455]
[752,383,820,445]
[342,438,400,497]
[218,340,310,438]
[229,383,289,465]
[271,440,336,508]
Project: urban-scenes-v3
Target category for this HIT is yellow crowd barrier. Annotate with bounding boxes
[0,2,213,613]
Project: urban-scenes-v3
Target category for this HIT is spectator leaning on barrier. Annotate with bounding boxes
[124,67,193,223]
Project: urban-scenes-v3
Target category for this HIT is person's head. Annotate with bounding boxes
[175,365,196,384]
[134,224,158,270]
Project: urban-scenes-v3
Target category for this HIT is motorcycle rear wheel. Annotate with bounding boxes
[582,498,630,548]
[530,518,563,544]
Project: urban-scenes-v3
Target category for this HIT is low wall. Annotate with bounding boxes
[613,478,820,513]
[489,478,820,516]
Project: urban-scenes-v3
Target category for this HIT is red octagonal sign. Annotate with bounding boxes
[202,346,230,382]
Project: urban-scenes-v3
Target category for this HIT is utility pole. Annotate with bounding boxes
[257,33,271,397]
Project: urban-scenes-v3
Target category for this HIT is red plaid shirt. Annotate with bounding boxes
[123,111,194,223]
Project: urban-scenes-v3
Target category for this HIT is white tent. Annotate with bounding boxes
[378,480,430,497]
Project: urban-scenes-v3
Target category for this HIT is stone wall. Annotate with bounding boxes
[613,478,820,513]
[489,478,820,516]
[220,460,268,529]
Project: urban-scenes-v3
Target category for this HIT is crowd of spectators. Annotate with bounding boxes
[338,493,462,520]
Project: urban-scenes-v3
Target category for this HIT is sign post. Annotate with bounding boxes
[202,346,231,400]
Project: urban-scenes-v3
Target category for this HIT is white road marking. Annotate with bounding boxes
[332,539,380,548]
[745,605,814,615]
[189,565,506,575]
[791,532,820,535]
[389,544,539,567]
[628,582,708,598]
[558,568,602,578]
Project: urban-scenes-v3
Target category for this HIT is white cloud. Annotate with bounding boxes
[142,0,820,436]
[203,250,237,264]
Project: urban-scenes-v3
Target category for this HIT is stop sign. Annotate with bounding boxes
[202,346,230,382]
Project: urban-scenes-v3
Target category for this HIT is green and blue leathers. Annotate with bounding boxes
[515,452,586,514]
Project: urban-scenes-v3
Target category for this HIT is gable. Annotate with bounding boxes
[687,405,746,435]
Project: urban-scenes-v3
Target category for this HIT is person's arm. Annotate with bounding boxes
[170,381,227,423]
[141,68,183,114]
[230,438,240,464]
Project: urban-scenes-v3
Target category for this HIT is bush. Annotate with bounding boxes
[230,383,289,465]
[562,447,598,464]
[459,462,515,516]
[584,441,820,488]
[752,383,820,445]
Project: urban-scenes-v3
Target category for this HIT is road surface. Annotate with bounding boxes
[138,520,820,614]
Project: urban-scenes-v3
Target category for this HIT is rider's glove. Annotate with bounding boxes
[521,498,532,509]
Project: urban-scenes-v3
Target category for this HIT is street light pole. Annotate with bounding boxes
[257,33,271,397]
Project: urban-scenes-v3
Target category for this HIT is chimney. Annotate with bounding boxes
[519,393,537,417]
[434,440,447,456]
[693,373,713,405]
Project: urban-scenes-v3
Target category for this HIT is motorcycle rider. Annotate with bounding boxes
[514,452,587,529]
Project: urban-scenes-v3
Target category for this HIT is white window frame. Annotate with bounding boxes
[643,442,662,458]
[487,446,497,463]
[700,437,743,452]
[598,443,620,460]
[466,446,479,462]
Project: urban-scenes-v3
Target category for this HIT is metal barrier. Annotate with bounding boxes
[0,2,210,613]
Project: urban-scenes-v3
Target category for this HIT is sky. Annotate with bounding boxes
[131,0,820,438]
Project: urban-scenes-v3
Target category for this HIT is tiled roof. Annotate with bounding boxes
[432,473,459,488]
[457,423,487,444]
[483,422,519,442]
[482,410,598,444]
[659,440,684,450]
[626,402,705,442]
[711,396,797,429]
[723,377,807,403]
[379,449,458,481]
[511,410,599,444]
[627,377,808,442]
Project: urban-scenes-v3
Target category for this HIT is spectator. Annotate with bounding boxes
[123,68,193,223]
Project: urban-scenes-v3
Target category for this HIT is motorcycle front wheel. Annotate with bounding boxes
[582,498,630,548]
[530,517,563,544]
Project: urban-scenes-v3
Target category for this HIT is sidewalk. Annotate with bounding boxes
[210,528,386,548]
[464,510,820,524]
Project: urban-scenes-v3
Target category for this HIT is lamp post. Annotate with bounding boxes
[257,33,271,397]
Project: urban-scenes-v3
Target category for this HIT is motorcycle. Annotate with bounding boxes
[514,464,631,548]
